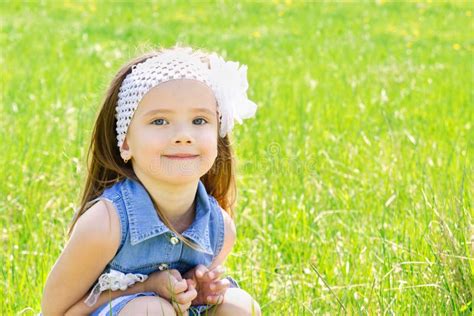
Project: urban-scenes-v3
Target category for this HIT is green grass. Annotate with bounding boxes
[1,0,472,314]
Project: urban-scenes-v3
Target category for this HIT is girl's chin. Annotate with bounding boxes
[153,175,202,185]
[150,169,206,181]
[138,159,212,181]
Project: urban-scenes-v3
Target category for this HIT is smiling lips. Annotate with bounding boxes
[163,154,199,160]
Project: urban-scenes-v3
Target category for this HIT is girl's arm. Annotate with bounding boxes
[65,268,190,315]
[208,208,236,270]
[63,280,148,316]
[41,200,121,316]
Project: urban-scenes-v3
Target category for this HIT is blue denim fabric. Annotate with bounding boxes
[83,177,236,315]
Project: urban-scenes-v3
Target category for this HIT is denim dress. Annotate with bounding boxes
[83,177,239,315]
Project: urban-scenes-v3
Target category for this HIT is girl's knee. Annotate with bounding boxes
[118,296,178,316]
[212,288,261,316]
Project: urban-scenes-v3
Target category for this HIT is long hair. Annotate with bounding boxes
[67,44,237,252]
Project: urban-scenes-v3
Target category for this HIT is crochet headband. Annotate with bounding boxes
[115,47,258,149]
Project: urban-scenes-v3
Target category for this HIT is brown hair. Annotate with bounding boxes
[67,44,237,252]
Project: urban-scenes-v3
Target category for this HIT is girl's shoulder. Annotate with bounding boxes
[74,199,122,254]
[42,200,122,315]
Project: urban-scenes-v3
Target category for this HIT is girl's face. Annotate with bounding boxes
[122,79,219,185]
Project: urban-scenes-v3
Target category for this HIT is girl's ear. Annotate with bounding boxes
[121,137,130,151]
[120,138,132,161]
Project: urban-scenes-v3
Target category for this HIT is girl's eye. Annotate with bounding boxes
[193,118,208,125]
[151,118,207,125]
[151,118,168,126]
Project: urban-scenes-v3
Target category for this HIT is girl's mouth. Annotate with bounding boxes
[163,155,199,160]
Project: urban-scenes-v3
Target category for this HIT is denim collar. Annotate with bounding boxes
[120,177,214,255]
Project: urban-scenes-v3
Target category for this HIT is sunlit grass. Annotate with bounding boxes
[1,0,472,314]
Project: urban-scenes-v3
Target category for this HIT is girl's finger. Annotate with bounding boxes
[175,285,198,304]
[186,278,196,288]
[194,264,208,279]
[170,278,188,294]
[209,278,231,292]
[165,269,187,293]
[210,265,226,276]
[205,267,224,281]
[207,294,225,305]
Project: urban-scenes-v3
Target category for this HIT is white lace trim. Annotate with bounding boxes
[84,269,148,307]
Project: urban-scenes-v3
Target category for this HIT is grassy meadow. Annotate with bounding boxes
[1,1,473,314]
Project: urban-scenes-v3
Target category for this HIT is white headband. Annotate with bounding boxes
[115,48,258,149]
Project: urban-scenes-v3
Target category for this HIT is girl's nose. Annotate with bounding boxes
[172,126,194,144]
[175,138,192,144]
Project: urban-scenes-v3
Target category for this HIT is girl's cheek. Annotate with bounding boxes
[201,134,218,154]
[142,128,167,145]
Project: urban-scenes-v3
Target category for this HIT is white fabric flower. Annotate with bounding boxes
[208,53,257,137]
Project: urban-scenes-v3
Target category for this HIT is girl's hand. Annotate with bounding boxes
[144,269,197,315]
[145,269,188,299]
[171,279,198,316]
[183,264,230,306]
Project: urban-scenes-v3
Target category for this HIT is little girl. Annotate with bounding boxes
[41,44,261,316]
